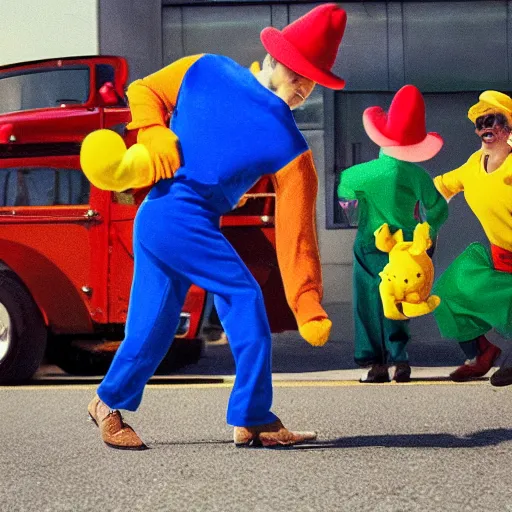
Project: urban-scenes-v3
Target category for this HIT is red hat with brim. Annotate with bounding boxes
[362,85,443,162]
[260,3,347,90]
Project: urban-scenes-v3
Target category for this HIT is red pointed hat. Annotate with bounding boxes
[260,3,347,90]
[363,85,443,162]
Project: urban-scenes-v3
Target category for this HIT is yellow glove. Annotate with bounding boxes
[137,125,182,181]
[299,318,332,347]
[80,130,154,192]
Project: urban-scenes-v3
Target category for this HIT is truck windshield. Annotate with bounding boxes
[0,67,90,114]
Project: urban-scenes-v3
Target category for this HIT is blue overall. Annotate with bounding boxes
[97,55,309,426]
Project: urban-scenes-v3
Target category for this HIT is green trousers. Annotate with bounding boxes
[433,243,512,342]
[352,238,410,367]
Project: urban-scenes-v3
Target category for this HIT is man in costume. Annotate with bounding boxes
[337,85,448,383]
[80,3,347,449]
[433,90,512,383]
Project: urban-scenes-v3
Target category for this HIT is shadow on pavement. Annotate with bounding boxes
[140,428,512,450]
[177,333,466,376]
[178,319,512,376]
[294,428,512,450]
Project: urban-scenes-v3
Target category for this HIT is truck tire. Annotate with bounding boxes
[0,272,47,384]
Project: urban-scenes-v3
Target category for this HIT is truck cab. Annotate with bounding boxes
[0,56,295,383]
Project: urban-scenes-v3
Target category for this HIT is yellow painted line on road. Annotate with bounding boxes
[275,380,485,387]
[0,379,487,391]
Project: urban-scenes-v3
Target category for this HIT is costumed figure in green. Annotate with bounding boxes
[338,85,448,383]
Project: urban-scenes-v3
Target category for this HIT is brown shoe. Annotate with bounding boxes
[233,419,317,448]
[450,336,501,382]
[87,396,147,450]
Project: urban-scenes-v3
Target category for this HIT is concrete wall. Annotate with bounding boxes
[98,0,162,83]
[0,0,99,66]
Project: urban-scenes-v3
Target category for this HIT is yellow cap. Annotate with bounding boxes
[468,90,512,126]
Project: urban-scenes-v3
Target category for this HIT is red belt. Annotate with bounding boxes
[491,244,512,273]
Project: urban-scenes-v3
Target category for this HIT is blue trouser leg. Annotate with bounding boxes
[97,243,191,410]
[212,286,275,426]
[143,226,276,427]
[100,181,277,427]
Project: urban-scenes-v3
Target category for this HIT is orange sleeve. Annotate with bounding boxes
[126,54,204,130]
[271,150,327,327]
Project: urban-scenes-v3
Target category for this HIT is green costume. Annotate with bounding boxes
[433,150,512,342]
[433,243,512,341]
[338,150,448,366]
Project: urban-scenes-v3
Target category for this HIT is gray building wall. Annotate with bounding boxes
[97,1,511,342]
[98,0,163,82]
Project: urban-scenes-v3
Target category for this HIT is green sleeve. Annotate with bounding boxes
[337,163,369,200]
[414,169,449,236]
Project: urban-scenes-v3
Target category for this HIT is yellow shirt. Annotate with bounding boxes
[434,150,512,251]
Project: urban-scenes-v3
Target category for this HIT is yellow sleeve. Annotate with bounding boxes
[271,150,327,327]
[433,169,463,200]
[433,152,478,200]
[126,54,204,130]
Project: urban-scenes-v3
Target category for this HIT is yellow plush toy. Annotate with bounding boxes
[375,222,441,321]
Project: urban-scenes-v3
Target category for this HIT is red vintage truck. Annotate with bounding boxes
[0,56,296,383]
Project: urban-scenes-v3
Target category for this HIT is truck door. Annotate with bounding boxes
[0,154,105,333]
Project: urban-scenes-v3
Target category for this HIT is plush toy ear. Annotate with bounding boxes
[392,229,404,245]
[374,223,402,253]
[410,222,431,256]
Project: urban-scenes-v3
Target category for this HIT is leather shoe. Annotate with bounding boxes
[393,362,411,383]
[450,336,501,382]
[490,366,512,387]
[88,396,147,450]
[360,364,390,383]
[234,419,317,447]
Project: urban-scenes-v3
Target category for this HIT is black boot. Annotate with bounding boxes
[490,349,512,386]
[490,367,512,387]
[360,364,390,383]
[393,362,411,383]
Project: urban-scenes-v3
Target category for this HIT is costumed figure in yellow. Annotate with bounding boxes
[433,91,512,384]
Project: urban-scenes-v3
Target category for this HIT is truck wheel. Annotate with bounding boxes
[0,272,47,384]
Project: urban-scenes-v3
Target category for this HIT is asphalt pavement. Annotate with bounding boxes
[2,381,512,512]
[6,308,512,511]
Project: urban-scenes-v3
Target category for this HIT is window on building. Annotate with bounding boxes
[0,167,90,207]
[329,90,487,229]
[329,91,393,229]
